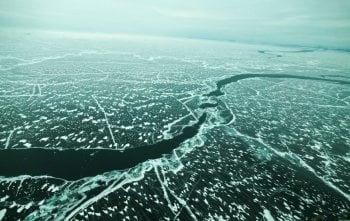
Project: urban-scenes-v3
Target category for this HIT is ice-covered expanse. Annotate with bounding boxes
[0,30,349,220]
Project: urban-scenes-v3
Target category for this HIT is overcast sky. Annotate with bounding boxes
[1,0,350,49]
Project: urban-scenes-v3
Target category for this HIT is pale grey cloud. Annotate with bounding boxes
[0,0,350,49]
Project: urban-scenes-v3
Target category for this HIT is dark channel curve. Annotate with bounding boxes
[1,74,349,180]
[205,73,350,97]
[0,114,206,180]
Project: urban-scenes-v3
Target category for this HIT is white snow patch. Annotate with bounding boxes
[0,196,9,202]
[0,209,6,221]
[23,142,32,148]
[343,156,350,163]
[263,209,275,221]
[40,137,49,142]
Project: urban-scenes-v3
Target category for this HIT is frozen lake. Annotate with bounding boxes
[0,30,349,220]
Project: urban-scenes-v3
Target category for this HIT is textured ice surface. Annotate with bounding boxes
[0,30,349,220]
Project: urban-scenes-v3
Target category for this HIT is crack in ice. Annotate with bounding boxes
[91,95,118,149]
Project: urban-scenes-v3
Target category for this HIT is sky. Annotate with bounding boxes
[0,0,350,49]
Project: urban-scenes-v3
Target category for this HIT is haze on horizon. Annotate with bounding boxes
[0,0,350,49]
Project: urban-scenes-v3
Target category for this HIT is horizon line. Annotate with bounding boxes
[1,26,350,53]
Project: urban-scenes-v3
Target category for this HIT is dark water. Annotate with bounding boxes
[0,114,206,180]
[206,73,350,96]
